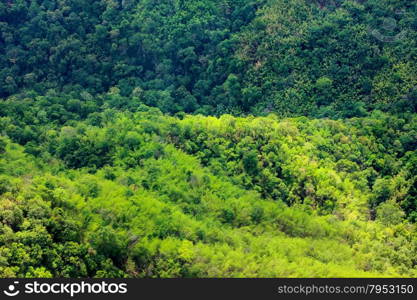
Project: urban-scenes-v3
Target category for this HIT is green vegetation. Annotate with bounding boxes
[1,106,416,277]
[0,0,416,278]
[1,0,416,115]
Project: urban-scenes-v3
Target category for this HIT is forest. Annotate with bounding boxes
[0,0,416,278]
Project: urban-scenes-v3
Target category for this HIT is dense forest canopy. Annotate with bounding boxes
[0,0,416,278]
[1,0,416,116]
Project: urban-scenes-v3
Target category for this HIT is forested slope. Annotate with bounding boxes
[1,104,416,277]
[1,0,416,116]
[0,0,416,278]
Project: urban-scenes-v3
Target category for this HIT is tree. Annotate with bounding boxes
[376,201,405,225]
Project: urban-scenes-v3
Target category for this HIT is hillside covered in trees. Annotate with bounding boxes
[0,0,416,278]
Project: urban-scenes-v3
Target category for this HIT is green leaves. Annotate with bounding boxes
[0,0,416,279]
[1,109,417,278]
